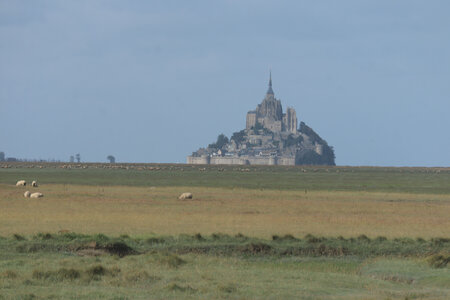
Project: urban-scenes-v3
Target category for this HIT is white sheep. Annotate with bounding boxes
[24,191,31,198]
[32,181,38,187]
[16,180,26,186]
[30,192,44,198]
[178,192,193,200]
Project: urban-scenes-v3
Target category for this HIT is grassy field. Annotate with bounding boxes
[0,163,449,299]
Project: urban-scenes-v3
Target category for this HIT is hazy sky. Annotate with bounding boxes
[1,1,449,166]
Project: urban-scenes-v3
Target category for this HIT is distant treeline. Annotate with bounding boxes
[0,151,62,163]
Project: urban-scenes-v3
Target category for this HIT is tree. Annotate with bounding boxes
[0,152,4,162]
[231,130,246,144]
[208,134,229,150]
[75,153,80,163]
[69,156,74,163]
[107,155,115,163]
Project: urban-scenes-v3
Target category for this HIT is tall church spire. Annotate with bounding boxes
[267,71,274,95]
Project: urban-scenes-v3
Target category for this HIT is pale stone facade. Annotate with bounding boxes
[246,111,257,129]
[283,107,297,133]
[246,74,297,135]
[187,155,296,166]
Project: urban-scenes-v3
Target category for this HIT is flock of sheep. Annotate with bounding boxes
[16,179,191,200]
[16,179,192,200]
[15,180,43,198]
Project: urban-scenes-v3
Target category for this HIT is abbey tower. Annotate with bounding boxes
[246,73,298,134]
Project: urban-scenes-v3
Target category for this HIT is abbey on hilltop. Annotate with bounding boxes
[187,73,335,166]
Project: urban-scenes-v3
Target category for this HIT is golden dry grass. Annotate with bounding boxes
[1,183,449,238]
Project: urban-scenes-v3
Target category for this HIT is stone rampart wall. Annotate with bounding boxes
[210,157,246,165]
[187,155,295,166]
[186,156,210,164]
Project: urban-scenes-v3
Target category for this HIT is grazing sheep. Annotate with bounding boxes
[32,181,38,187]
[24,191,31,198]
[30,192,43,198]
[178,192,193,200]
[16,180,26,186]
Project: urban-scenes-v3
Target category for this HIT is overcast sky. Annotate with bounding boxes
[1,1,449,166]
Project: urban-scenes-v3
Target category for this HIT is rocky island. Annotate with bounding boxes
[187,74,335,165]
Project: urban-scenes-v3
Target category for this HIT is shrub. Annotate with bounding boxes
[193,233,205,241]
[357,235,371,242]
[94,234,110,243]
[431,238,450,246]
[208,134,229,150]
[13,234,26,241]
[157,253,186,268]
[166,283,196,293]
[103,241,135,257]
[234,233,248,241]
[305,234,323,243]
[35,233,53,240]
[125,271,154,283]
[86,265,107,276]
[218,283,238,293]
[427,254,450,268]
[57,268,81,280]
[2,270,18,279]
[241,243,272,255]
[273,234,296,242]
[211,233,230,240]
[59,232,87,241]
[32,268,80,281]
[374,236,387,242]
[146,237,165,245]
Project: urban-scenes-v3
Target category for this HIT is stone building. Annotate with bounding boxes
[246,73,298,134]
[188,73,335,166]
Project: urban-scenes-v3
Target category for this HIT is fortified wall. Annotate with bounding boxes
[186,155,295,166]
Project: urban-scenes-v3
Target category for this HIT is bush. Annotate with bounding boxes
[166,283,196,293]
[35,233,53,240]
[231,130,246,144]
[32,268,80,281]
[125,270,159,283]
[241,243,272,255]
[305,234,324,243]
[13,234,26,241]
[193,233,205,241]
[157,253,186,268]
[431,238,450,246]
[211,233,231,240]
[357,235,371,242]
[374,236,387,242]
[272,234,296,242]
[103,241,136,257]
[85,265,107,276]
[285,134,303,148]
[2,270,18,279]
[146,237,165,245]
[427,254,450,268]
[218,283,238,293]
[208,134,229,150]
[94,234,110,243]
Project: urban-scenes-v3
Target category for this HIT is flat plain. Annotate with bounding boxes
[0,163,449,299]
